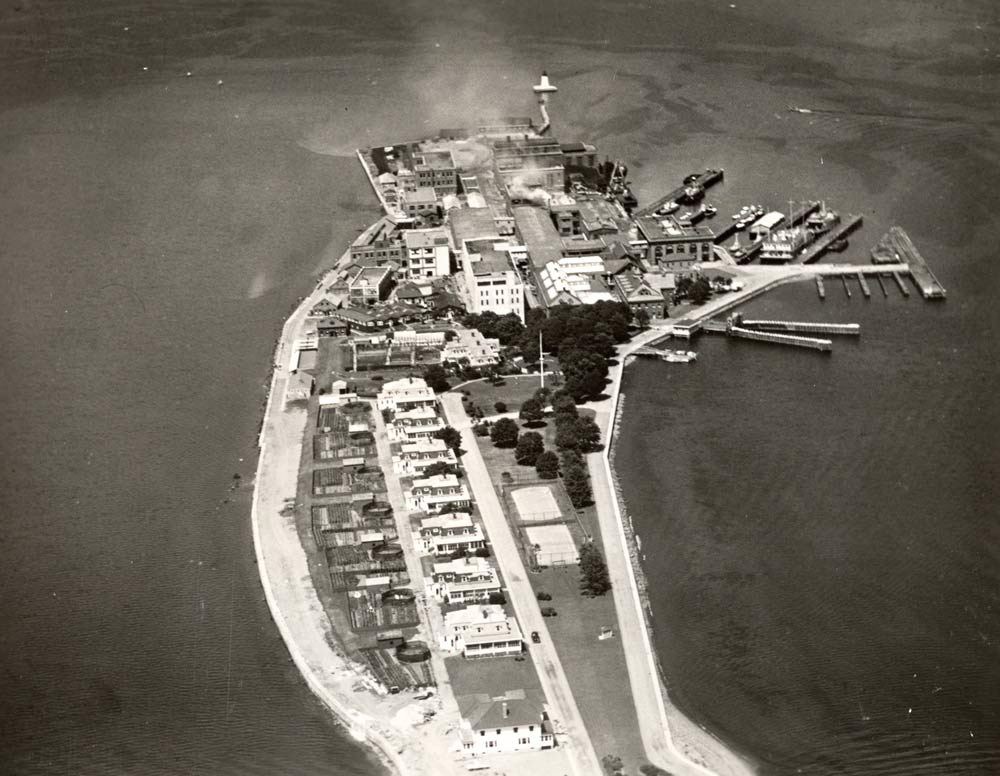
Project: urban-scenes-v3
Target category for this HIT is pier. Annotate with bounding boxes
[876,273,888,297]
[842,275,852,298]
[797,214,864,264]
[636,168,724,218]
[736,317,860,336]
[857,272,871,298]
[728,325,832,352]
[872,227,946,299]
[816,276,826,300]
[892,271,911,297]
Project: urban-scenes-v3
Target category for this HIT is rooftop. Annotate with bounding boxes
[406,187,439,205]
[635,214,715,241]
[457,689,545,731]
[472,248,514,276]
[449,207,501,246]
[513,206,564,269]
[404,228,450,249]
[416,151,456,171]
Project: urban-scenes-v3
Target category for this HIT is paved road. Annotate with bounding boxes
[440,393,603,776]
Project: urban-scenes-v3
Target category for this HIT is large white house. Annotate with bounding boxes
[391,438,457,477]
[455,689,555,755]
[460,240,525,323]
[440,604,522,658]
[403,228,451,278]
[376,376,437,413]
[405,473,471,514]
[441,328,502,368]
[386,405,444,443]
[426,556,500,603]
[415,512,486,556]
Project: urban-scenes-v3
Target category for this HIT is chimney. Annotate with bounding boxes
[502,701,509,719]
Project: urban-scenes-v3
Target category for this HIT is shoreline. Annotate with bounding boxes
[584,328,757,776]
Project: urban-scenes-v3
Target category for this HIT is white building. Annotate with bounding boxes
[427,556,500,603]
[393,329,446,348]
[403,228,451,279]
[392,438,457,477]
[376,376,437,413]
[415,512,486,556]
[405,473,471,514]
[386,405,444,443]
[440,604,522,658]
[441,328,502,367]
[456,689,555,755]
[461,241,525,323]
[537,255,616,306]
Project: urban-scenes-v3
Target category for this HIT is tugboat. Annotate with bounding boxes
[806,202,840,235]
[678,185,705,204]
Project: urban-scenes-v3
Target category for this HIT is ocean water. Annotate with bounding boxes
[1,1,997,774]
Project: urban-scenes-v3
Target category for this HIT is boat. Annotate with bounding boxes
[662,350,697,363]
[703,204,718,217]
[789,106,814,114]
[683,173,700,184]
[806,203,840,234]
[678,185,704,204]
[828,238,849,252]
[657,200,680,215]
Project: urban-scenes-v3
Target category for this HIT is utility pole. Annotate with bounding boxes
[539,330,546,390]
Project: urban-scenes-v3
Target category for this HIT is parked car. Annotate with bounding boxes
[531,631,541,644]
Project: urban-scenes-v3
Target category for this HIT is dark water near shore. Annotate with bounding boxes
[1,1,998,774]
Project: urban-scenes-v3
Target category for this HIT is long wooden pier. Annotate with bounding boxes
[816,276,826,299]
[871,227,946,299]
[857,272,871,298]
[797,214,865,264]
[636,168,724,218]
[737,318,860,336]
[728,325,832,352]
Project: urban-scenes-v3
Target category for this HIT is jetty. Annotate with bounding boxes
[892,271,911,297]
[737,318,860,336]
[857,272,871,298]
[727,324,832,352]
[816,276,826,299]
[872,226,946,299]
[635,168,724,218]
[797,214,864,263]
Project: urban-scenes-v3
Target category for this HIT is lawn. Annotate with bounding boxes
[449,374,548,414]
[444,653,542,698]
[530,566,646,775]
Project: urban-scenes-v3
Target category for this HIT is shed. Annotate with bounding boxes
[376,629,405,648]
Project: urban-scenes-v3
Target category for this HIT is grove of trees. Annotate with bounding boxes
[578,540,612,596]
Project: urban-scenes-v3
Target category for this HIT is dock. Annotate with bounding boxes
[788,201,822,227]
[876,274,888,297]
[728,325,832,352]
[872,227,946,299]
[636,168,724,218]
[816,276,826,300]
[892,271,911,297]
[842,275,852,298]
[737,317,860,336]
[857,272,871,298]
[797,214,865,264]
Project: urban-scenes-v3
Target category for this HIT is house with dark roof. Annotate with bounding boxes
[455,689,555,755]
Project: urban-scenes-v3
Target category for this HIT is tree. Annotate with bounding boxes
[550,390,578,418]
[518,396,545,426]
[555,422,580,451]
[573,415,603,453]
[494,400,508,414]
[635,308,651,329]
[435,426,464,455]
[535,451,560,480]
[514,431,544,466]
[423,364,450,393]
[563,463,593,508]
[488,591,507,605]
[490,417,519,448]
[689,276,712,305]
[578,541,611,596]
[423,461,458,478]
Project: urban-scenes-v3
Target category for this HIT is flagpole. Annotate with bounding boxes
[539,330,545,390]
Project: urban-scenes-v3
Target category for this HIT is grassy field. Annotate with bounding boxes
[449,374,547,414]
[444,653,542,697]
[530,566,646,775]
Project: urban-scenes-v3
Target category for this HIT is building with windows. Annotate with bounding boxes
[426,556,500,603]
[460,240,525,323]
[386,405,444,443]
[348,266,394,306]
[402,187,439,218]
[455,689,555,755]
[414,512,486,556]
[402,228,451,278]
[476,117,536,137]
[349,216,405,267]
[414,150,458,196]
[392,438,457,477]
[440,604,523,659]
[375,376,437,413]
[634,215,715,273]
[560,141,598,168]
[405,473,471,514]
[493,136,565,190]
[441,328,502,367]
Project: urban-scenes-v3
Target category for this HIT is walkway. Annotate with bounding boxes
[440,393,604,776]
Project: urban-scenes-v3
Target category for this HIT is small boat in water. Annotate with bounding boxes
[829,237,849,252]
[661,350,697,363]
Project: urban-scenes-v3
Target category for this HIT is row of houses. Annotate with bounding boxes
[375,375,554,757]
